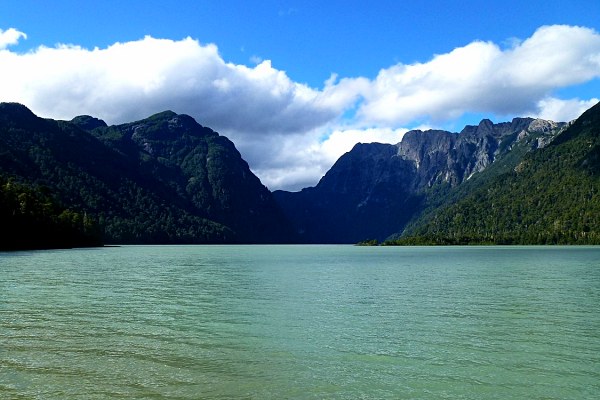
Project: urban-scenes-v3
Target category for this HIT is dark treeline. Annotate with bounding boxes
[0,176,102,250]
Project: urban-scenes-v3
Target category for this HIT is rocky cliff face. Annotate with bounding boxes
[397,118,565,188]
[274,117,566,243]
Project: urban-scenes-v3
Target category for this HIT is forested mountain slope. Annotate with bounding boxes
[392,102,600,244]
[0,103,294,244]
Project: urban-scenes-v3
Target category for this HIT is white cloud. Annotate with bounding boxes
[0,35,352,135]
[0,24,599,191]
[233,126,408,191]
[505,25,600,87]
[357,25,600,126]
[0,28,26,49]
[533,97,599,122]
[319,127,407,163]
[359,40,502,124]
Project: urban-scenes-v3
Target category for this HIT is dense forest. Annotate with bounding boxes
[0,176,102,250]
[0,103,293,247]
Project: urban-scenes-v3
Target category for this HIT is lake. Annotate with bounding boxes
[1,245,599,399]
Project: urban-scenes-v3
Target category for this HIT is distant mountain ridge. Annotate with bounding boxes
[398,117,564,187]
[274,116,568,243]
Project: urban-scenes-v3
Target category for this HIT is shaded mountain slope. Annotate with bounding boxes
[275,143,421,243]
[0,103,294,244]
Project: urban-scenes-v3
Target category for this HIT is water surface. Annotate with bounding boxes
[1,245,599,399]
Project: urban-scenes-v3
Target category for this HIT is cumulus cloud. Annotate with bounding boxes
[0,28,26,49]
[240,126,407,191]
[0,35,354,134]
[533,97,599,122]
[358,25,600,126]
[0,24,599,190]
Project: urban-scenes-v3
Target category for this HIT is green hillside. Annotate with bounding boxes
[0,103,293,245]
[390,102,600,245]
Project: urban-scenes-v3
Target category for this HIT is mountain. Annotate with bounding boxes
[3,100,597,247]
[0,103,294,244]
[274,143,422,243]
[392,102,600,245]
[274,116,567,243]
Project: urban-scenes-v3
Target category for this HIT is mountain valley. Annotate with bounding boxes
[1,101,598,247]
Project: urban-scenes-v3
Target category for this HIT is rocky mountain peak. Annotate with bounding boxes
[527,118,564,133]
[475,118,495,136]
[71,115,108,131]
[128,111,218,142]
[0,102,36,116]
[397,129,455,166]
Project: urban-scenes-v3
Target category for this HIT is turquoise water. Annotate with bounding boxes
[1,245,599,399]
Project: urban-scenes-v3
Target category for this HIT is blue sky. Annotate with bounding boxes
[4,1,600,87]
[1,1,600,190]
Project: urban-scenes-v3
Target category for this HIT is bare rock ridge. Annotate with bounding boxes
[396,117,566,187]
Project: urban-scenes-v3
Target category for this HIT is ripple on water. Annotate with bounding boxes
[1,245,599,399]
